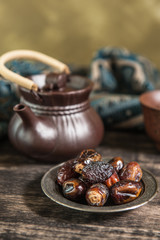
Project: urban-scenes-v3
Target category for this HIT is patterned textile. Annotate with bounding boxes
[0,80,18,139]
[6,60,51,76]
[90,47,160,129]
[0,51,159,139]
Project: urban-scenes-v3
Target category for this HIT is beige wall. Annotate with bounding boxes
[0,0,160,68]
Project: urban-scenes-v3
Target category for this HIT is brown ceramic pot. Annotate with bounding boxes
[140,90,160,150]
[8,74,104,162]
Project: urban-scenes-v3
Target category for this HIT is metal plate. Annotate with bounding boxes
[41,158,158,213]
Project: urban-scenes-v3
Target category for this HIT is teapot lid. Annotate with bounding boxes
[19,73,93,107]
[30,72,90,92]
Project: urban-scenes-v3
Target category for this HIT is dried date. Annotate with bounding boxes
[82,161,114,184]
[119,161,142,182]
[75,149,102,174]
[109,156,124,173]
[104,170,120,188]
[110,180,143,204]
[56,151,144,207]
[86,183,109,206]
[62,178,86,200]
[57,159,78,185]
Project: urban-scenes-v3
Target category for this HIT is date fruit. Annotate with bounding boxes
[119,162,142,182]
[75,149,102,174]
[110,180,143,204]
[56,150,144,207]
[86,183,109,206]
[82,161,114,184]
[109,156,124,173]
[57,159,78,185]
[62,178,86,200]
[104,170,120,188]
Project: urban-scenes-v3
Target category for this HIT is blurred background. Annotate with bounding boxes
[0,0,160,68]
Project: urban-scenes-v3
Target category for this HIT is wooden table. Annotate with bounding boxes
[0,131,160,240]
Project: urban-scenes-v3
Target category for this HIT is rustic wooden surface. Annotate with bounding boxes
[0,131,160,240]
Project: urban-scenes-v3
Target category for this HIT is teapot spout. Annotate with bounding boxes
[10,103,58,161]
[13,103,36,126]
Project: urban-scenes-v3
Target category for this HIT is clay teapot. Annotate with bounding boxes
[0,50,104,162]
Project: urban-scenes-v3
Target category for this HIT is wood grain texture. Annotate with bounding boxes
[0,131,160,240]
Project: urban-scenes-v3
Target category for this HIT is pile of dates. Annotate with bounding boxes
[56,149,143,207]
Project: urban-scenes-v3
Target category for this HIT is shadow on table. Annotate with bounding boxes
[23,174,128,225]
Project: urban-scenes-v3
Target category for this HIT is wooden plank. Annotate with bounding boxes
[0,132,160,240]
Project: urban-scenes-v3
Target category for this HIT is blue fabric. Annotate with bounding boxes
[90,47,160,129]
[6,59,51,76]
[0,50,159,139]
[0,80,18,139]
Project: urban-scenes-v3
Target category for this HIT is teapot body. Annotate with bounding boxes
[8,75,104,162]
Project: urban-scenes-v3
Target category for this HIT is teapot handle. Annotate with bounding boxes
[0,50,70,91]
